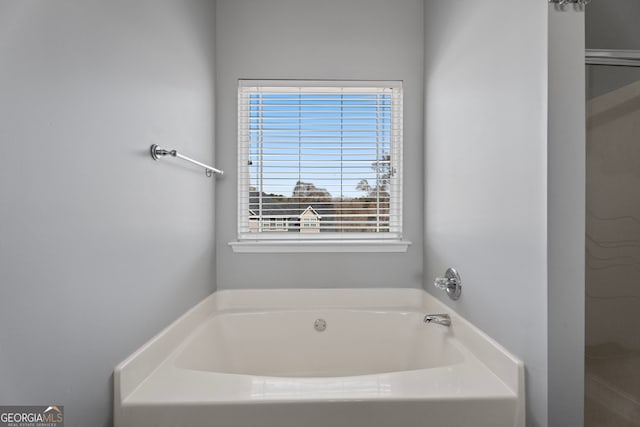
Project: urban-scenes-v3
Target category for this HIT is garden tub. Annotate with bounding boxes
[114,289,524,427]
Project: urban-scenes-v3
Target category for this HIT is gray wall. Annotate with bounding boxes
[215,0,424,289]
[548,6,585,427]
[423,1,551,426]
[0,2,216,426]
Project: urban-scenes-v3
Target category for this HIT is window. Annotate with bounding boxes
[302,218,317,228]
[233,80,408,252]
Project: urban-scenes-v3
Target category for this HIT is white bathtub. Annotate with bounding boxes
[114,289,524,427]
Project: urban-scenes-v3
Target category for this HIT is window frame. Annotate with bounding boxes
[231,80,410,253]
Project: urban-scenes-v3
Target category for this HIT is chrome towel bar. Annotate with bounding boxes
[150,144,223,177]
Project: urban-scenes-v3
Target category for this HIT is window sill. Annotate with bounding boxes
[229,239,412,253]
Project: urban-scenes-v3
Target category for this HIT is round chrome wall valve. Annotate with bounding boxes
[314,318,327,332]
[434,267,462,301]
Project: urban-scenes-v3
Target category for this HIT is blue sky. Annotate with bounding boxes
[248,92,392,198]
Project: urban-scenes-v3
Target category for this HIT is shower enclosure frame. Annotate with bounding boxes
[584,47,640,426]
[586,49,640,67]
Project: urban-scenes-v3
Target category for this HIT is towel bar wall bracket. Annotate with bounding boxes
[150,144,223,177]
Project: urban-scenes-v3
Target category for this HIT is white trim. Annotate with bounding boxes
[236,232,403,241]
[237,79,403,243]
[229,239,411,253]
[239,79,403,90]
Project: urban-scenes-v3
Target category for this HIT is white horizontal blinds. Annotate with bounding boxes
[238,81,402,239]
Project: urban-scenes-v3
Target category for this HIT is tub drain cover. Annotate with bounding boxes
[314,318,327,332]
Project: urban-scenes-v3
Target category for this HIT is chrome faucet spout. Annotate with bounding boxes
[424,313,451,327]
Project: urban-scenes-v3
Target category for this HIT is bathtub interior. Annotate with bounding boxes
[114,288,525,427]
[173,309,465,377]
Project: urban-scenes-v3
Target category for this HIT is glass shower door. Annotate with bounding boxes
[586,61,640,427]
